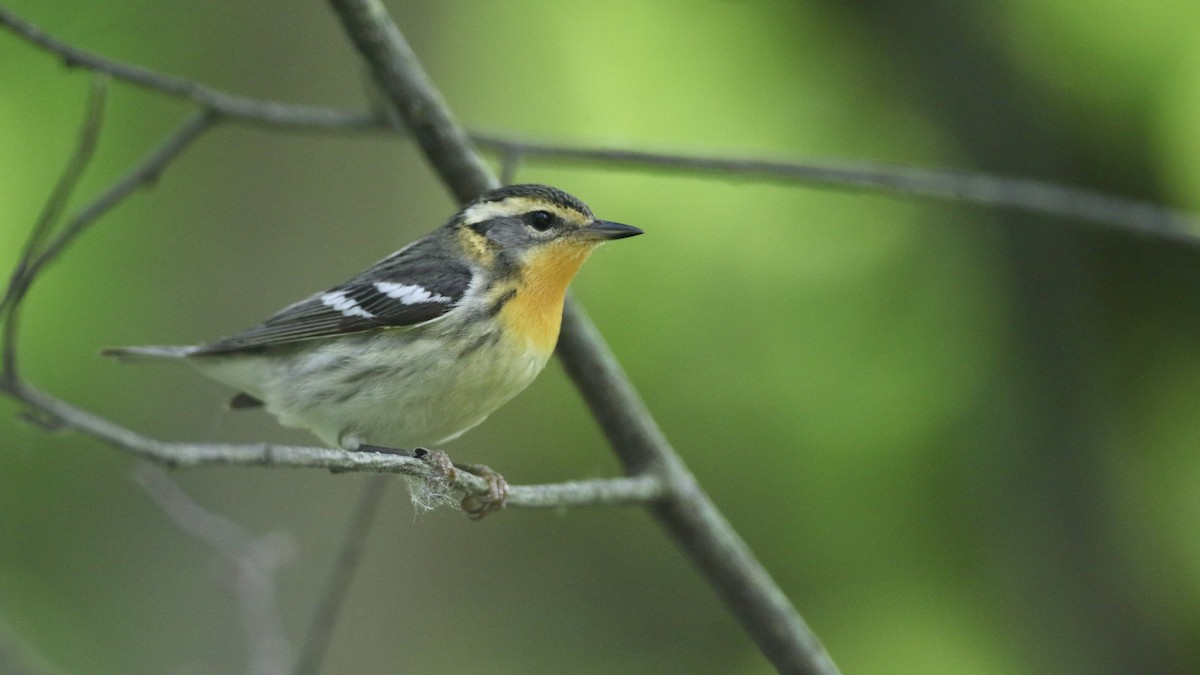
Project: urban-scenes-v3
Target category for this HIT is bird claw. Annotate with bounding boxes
[455,463,509,519]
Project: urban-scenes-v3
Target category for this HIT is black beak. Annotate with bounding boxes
[582,219,644,241]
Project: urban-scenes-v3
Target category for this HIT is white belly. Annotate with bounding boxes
[192,328,551,450]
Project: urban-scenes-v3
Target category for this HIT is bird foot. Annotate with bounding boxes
[454,461,509,519]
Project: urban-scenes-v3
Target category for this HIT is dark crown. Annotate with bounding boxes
[476,184,593,218]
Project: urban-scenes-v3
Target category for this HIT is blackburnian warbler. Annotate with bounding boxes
[105,184,641,513]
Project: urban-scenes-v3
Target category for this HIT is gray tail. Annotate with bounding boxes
[101,345,199,361]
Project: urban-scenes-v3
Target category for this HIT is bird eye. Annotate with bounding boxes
[528,210,555,232]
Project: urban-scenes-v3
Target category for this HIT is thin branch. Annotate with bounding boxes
[2,106,214,382]
[134,463,295,675]
[2,109,216,385]
[0,377,664,509]
[293,475,389,675]
[1,75,107,310]
[2,75,107,381]
[323,2,839,673]
[0,7,378,131]
[15,111,215,298]
[3,7,1197,246]
[473,133,1200,244]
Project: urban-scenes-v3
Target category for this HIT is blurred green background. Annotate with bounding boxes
[4,1,1200,673]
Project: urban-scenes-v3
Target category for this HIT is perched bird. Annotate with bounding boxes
[105,184,641,512]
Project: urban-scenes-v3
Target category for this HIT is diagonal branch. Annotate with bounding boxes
[323,2,493,200]
[293,475,389,675]
[324,1,839,673]
[1,110,215,382]
[1,76,107,312]
[2,108,215,384]
[0,7,377,131]
[16,111,216,292]
[0,612,65,675]
[134,464,294,675]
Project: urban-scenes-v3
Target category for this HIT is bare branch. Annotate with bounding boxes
[323,2,839,673]
[0,377,664,509]
[557,300,841,674]
[1,111,216,383]
[474,133,1200,245]
[19,111,215,287]
[134,464,294,675]
[0,7,377,131]
[2,107,215,383]
[293,475,389,675]
[2,75,107,381]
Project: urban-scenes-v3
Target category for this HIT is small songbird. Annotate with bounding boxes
[105,184,641,512]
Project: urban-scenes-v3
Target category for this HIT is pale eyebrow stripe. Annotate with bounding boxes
[461,197,588,226]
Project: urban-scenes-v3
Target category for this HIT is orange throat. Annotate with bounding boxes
[499,241,594,354]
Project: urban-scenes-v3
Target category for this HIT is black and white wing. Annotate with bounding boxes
[196,236,472,354]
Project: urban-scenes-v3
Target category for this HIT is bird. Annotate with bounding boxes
[104,184,642,514]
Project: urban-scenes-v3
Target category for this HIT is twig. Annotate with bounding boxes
[2,107,215,390]
[2,109,216,382]
[1,75,106,310]
[2,75,107,381]
[293,475,389,675]
[12,111,215,305]
[4,8,1192,245]
[0,7,378,131]
[0,377,664,509]
[133,464,294,675]
[323,1,839,673]
[472,133,1200,244]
